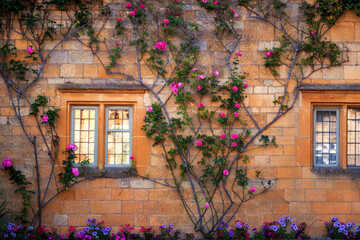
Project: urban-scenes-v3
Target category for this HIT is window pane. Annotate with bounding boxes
[314,109,338,166]
[106,107,132,166]
[347,108,360,166]
[72,107,97,164]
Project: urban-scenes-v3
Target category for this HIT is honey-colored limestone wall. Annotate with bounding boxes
[1,0,360,237]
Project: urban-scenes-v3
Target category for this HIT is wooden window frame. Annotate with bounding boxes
[299,90,360,169]
[58,88,150,174]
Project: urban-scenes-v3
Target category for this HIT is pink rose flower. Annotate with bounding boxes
[143,117,146,121]
[214,70,219,76]
[172,87,178,94]
[72,168,79,176]
[220,134,226,139]
[315,3,319,8]
[164,25,168,27]
[311,29,317,34]
[244,83,248,88]
[139,4,145,9]
[164,19,169,24]
[169,121,173,125]
[147,106,154,112]
[198,102,204,108]
[205,203,210,208]
[237,51,242,57]
[177,82,182,88]
[220,113,225,118]
[66,144,78,151]
[202,0,207,2]
[223,169,229,176]
[129,11,135,16]
[234,112,239,117]
[232,133,238,139]
[232,142,237,147]
[197,85,203,91]
[115,42,119,46]
[235,103,240,108]
[155,41,167,51]
[27,47,33,54]
[234,13,238,18]
[214,1,218,4]
[251,187,256,192]
[1,158,12,169]
[130,156,134,160]
[232,86,238,92]
[191,68,198,72]
[126,2,131,7]
[197,75,205,80]
[196,141,202,147]
[231,9,235,13]
[42,115,49,123]
[266,51,271,57]
[117,18,122,22]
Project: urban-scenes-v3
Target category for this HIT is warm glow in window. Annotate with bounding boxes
[106,107,132,166]
[71,107,98,164]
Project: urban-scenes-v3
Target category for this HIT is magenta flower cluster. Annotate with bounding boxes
[155,41,167,51]
[1,158,12,169]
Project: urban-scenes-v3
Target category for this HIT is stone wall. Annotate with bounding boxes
[1,0,360,237]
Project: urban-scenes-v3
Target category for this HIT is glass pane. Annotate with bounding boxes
[348,155,355,166]
[106,108,132,166]
[315,109,338,166]
[89,143,95,154]
[115,143,123,155]
[89,119,95,130]
[323,111,330,121]
[108,155,114,165]
[322,144,329,154]
[330,122,336,132]
[347,109,360,166]
[330,111,336,121]
[348,109,356,119]
[89,131,95,142]
[108,132,115,143]
[108,143,114,154]
[74,119,80,130]
[315,154,323,164]
[123,155,129,165]
[80,131,88,142]
[323,122,329,132]
[108,119,114,129]
[316,111,323,122]
[74,131,80,142]
[330,133,336,143]
[75,109,81,118]
[90,110,95,118]
[348,132,355,143]
[72,108,97,164]
[116,132,122,142]
[348,144,355,155]
[115,155,122,165]
[316,133,322,142]
[123,120,130,129]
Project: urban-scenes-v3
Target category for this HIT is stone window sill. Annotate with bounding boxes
[81,167,138,178]
[312,166,360,175]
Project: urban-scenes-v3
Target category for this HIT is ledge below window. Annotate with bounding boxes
[312,166,360,176]
[81,167,138,178]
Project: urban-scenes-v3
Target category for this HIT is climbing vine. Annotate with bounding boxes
[0,0,357,238]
